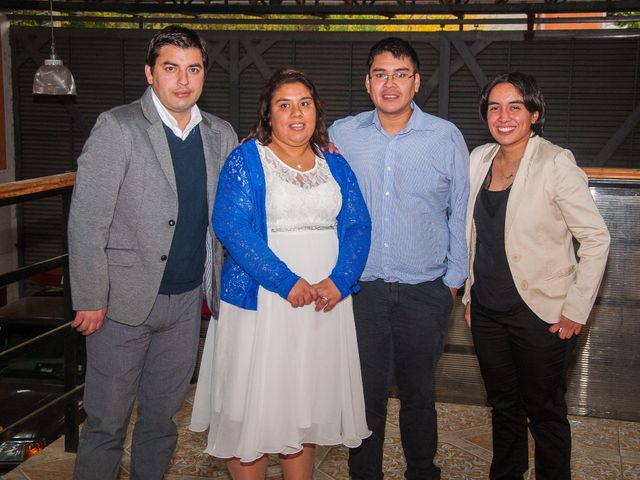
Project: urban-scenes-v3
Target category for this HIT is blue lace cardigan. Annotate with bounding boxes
[213,139,372,311]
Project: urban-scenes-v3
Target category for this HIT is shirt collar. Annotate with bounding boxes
[150,89,202,140]
[358,102,433,135]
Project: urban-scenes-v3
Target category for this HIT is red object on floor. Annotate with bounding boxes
[31,268,64,286]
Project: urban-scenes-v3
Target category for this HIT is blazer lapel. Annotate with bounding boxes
[504,135,539,236]
[199,116,223,315]
[140,87,177,196]
[471,144,498,210]
[200,117,222,221]
[148,122,178,196]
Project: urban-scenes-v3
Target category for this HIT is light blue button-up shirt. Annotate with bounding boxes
[329,103,469,288]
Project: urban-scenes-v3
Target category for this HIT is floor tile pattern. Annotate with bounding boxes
[3,386,639,479]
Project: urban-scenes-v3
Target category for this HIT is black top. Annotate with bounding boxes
[471,177,524,312]
[159,124,208,295]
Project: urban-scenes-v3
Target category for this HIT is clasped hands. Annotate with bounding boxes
[287,278,341,312]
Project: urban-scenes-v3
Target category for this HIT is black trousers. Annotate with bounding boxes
[470,297,577,480]
[348,279,452,480]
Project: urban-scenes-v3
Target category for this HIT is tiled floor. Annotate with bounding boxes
[3,386,640,479]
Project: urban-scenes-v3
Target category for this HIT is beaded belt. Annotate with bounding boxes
[270,225,336,233]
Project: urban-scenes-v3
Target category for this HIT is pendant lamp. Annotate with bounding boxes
[32,0,76,95]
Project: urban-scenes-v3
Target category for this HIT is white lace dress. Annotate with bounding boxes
[190,143,370,462]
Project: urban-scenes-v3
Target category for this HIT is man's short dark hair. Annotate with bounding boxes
[479,72,546,136]
[146,26,208,71]
[366,37,420,74]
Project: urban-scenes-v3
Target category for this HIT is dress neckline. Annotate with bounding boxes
[264,145,319,174]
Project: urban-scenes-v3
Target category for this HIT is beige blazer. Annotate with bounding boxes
[462,135,610,325]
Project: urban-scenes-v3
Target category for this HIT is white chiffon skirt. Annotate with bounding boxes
[189,229,370,462]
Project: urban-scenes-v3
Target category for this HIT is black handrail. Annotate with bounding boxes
[0,255,68,287]
[0,321,70,362]
[0,173,82,452]
[0,386,84,442]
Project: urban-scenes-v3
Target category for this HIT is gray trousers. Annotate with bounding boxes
[73,285,202,480]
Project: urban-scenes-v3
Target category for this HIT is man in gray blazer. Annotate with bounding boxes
[68,26,237,480]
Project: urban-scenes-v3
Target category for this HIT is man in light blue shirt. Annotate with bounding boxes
[329,37,469,480]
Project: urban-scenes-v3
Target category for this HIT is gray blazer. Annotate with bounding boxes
[68,87,237,326]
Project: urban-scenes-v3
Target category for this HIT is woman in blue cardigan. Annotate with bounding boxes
[191,69,372,479]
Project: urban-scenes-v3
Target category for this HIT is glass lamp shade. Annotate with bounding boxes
[32,55,76,95]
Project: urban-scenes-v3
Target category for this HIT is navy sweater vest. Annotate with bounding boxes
[158,124,208,295]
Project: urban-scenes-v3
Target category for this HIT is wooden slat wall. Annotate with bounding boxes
[9,27,640,420]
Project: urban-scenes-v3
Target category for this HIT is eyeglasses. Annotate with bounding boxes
[369,72,417,83]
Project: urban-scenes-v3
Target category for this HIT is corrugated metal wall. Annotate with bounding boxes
[10,27,640,420]
[572,181,640,419]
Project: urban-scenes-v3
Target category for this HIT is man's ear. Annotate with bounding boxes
[144,64,153,85]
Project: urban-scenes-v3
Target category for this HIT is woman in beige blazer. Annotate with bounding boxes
[462,73,610,480]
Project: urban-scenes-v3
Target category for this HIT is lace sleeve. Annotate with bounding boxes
[326,152,372,298]
[213,146,300,299]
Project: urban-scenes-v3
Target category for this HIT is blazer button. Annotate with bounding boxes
[161,255,167,261]
[512,254,521,263]
[168,219,176,226]
[521,280,528,290]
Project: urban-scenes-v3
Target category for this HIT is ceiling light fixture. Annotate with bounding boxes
[32,0,76,95]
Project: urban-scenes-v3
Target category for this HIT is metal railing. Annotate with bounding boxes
[0,165,639,457]
[0,172,83,453]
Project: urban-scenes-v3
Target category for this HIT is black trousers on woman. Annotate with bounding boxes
[470,297,577,480]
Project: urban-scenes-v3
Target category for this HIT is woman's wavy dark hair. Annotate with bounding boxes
[479,72,546,136]
[246,68,329,152]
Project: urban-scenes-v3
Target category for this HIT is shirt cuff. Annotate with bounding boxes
[442,273,466,290]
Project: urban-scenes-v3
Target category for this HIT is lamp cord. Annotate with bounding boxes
[49,0,55,56]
